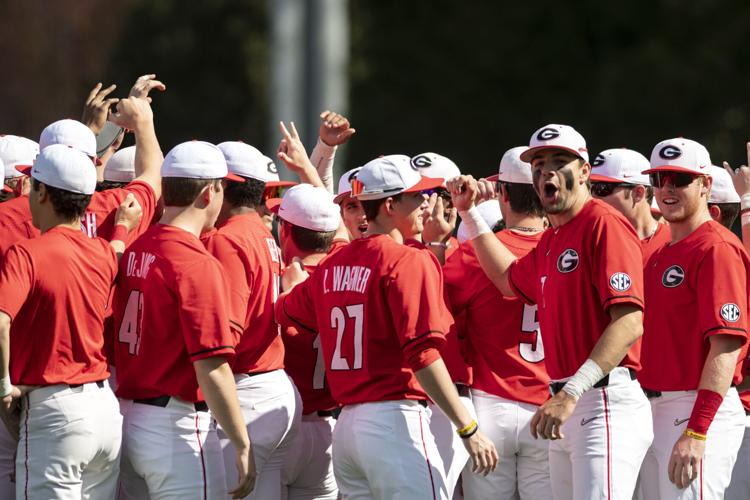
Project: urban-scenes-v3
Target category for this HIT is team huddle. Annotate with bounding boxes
[0,74,748,500]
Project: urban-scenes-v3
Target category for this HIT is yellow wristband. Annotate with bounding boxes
[456,419,478,437]
[684,429,707,441]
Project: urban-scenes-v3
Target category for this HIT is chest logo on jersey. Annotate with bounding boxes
[721,303,741,323]
[609,272,632,292]
[661,265,685,287]
[557,249,579,273]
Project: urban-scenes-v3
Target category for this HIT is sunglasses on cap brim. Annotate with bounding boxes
[590,182,635,197]
[649,171,700,189]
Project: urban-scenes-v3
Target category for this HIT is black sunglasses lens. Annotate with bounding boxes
[650,172,696,188]
[591,183,616,197]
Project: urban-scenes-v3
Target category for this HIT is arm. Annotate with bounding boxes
[108,194,143,260]
[310,110,356,193]
[724,147,750,255]
[277,122,324,188]
[194,357,256,499]
[0,313,21,439]
[81,83,119,135]
[421,194,458,265]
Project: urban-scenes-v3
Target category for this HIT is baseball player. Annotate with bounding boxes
[271,184,346,499]
[0,135,38,201]
[639,138,748,499]
[706,164,740,228]
[334,166,368,239]
[445,146,551,499]
[449,124,652,500]
[0,145,142,499]
[276,155,497,499]
[589,148,671,262]
[202,140,302,500]
[98,145,136,191]
[113,141,255,499]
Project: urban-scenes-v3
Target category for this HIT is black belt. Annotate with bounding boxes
[69,380,105,389]
[418,400,428,408]
[550,368,637,396]
[243,370,273,377]
[134,395,208,413]
[317,410,334,417]
[455,384,471,398]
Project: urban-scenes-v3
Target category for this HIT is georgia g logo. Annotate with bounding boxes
[267,161,278,174]
[659,145,682,160]
[537,127,560,141]
[609,272,632,292]
[591,154,606,167]
[410,154,432,170]
[721,303,741,322]
[347,167,362,183]
[557,249,579,273]
[661,265,685,287]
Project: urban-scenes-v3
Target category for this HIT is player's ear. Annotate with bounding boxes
[579,160,591,184]
[383,196,396,216]
[632,185,645,204]
[708,203,721,223]
[700,175,712,197]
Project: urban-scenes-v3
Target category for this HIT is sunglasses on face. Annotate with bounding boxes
[421,188,451,200]
[648,171,699,189]
[590,182,634,197]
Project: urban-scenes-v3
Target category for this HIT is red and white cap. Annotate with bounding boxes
[217,141,296,188]
[268,184,341,232]
[103,146,136,183]
[708,165,740,203]
[487,146,533,184]
[410,153,461,187]
[589,148,650,185]
[39,119,99,164]
[162,141,244,181]
[1,135,39,179]
[30,144,97,195]
[457,200,503,244]
[520,124,589,163]
[643,138,711,175]
[353,154,443,200]
[334,166,364,204]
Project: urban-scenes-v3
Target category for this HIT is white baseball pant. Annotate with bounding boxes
[281,412,338,500]
[725,412,750,500]
[0,423,15,500]
[16,381,122,500]
[333,399,448,499]
[427,393,474,498]
[118,398,226,500]
[462,390,550,500]
[641,387,745,499]
[217,369,302,500]
[549,367,653,500]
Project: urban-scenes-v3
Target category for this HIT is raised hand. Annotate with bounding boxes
[319,110,356,147]
[277,121,314,174]
[723,142,750,197]
[422,194,457,244]
[108,97,154,132]
[128,74,166,103]
[447,175,479,212]
[82,83,119,135]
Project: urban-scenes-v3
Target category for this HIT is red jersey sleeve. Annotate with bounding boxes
[386,251,450,370]
[696,242,748,342]
[508,248,538,305]
[125,181,157,237]
[203,234,250,334]
[0,245,33,320]
[276,273,318,334]
[176,259,236,362]
[591,215,644,311]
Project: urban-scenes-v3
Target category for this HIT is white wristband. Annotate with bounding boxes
[458,206,491,241]
[741,193,750,211]
[0,376,11,398]
[561,359,604,399]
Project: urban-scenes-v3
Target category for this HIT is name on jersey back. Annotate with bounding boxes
[323,265,372,294]
[126,251,156,279]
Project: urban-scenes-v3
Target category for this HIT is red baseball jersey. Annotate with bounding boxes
[640,221,750,390]
[0,195,39,260]
[202,212,284,374]
[508,199,645,381]
[641,222,671,264]
[276,234,453,405]
[445,230,549,405]
[81,181,157,244]
[113,224,236,402]
[0,227,114,385]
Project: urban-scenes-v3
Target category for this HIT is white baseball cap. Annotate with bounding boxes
[410,153,461,187]
[334,166,364,204]
[162,141,244,181]
[39,119,99,164]
[589,148,651,185]
[643,138,711,175]
[30,144,97,195]
[353,154,444,200]
[520,124,589,163]
[487,146,533,184]
[103,146,136,183]
[709,165,740,203]
[217,141,296,188]
[268,184,341,232]
[1,158,9,193]
[0,135,39,179]
[457,200,503,244]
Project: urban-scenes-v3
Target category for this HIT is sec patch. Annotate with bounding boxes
[609,272,632,292]
[720,303,741,322]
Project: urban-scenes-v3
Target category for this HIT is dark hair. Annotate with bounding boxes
[287,222,335,253]
[162,177,219,207]
[96,180,128,192]
[32,178,91,221]
[500,182,544,217]
[644,186,654,205]
[709,202,740,229]
[361,194,403,222]
[223,176,265,209]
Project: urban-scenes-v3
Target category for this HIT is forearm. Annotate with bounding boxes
[741,222,750,258]
[588,306,643,374]
[0,314,10,381]
[194,357,249,451]
[698,336,743,394]
[133,121,164,196]
[309,139,336,193]
[415,358,473,429]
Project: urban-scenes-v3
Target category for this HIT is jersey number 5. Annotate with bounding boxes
[330,304,364,371]
[519,303,544,363]
[118,290,144,355]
